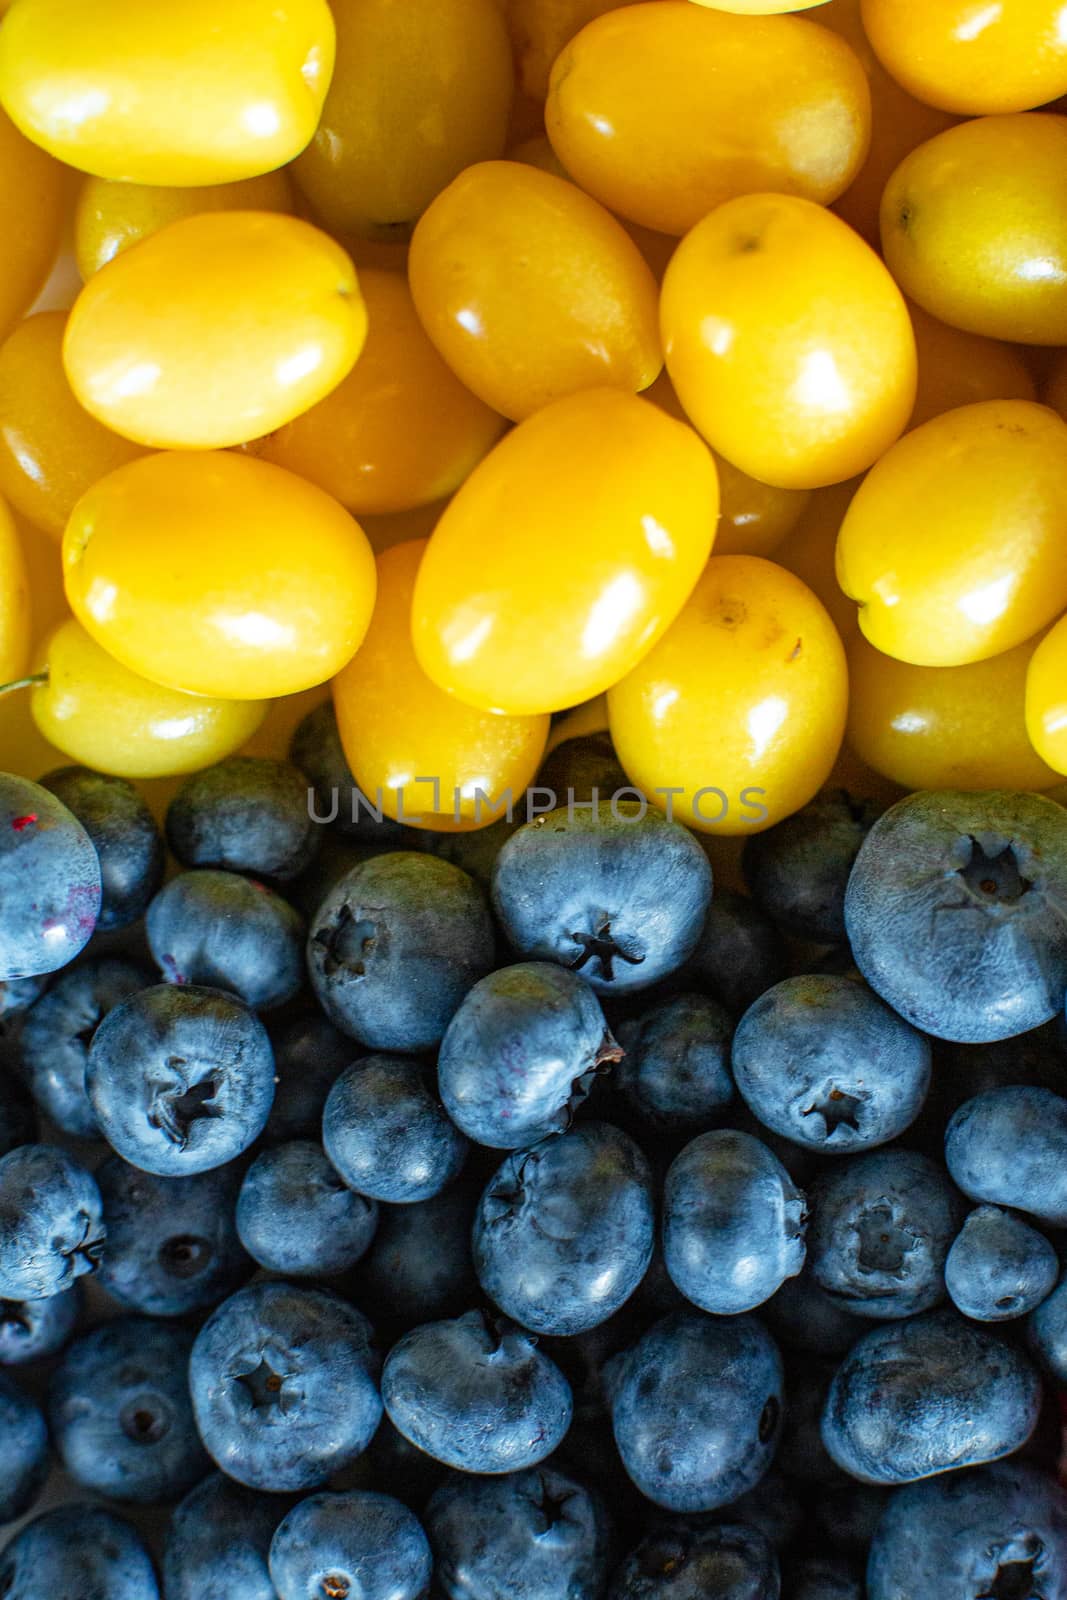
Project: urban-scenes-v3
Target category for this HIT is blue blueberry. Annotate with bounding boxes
[1028,1272,1067,1383]
[0,1284,80,1366]
[17,957,147,1137]
[615,993,734,1131]
[425,1466,609,1600]
[731,975,931,1154]
[163,1473,283,1600]
[48,1316,207,1503]
[474,1122,655,1336]
[492,802,713,994]
[324,1055,467,1203]
[674,889,786,1017]
[945,1204,1059,1322]
[95,1154,251,1316]
[786,1554,864,1600]
[0,975,47,1022]
[146,869,305,1010]
[607,1522,779,1599]
[742,788,883,944]
[356,1182,479,1330]
[663,1129,806,1315]
[438,962,620,1150]
[821,1307,1043,1485]
[764,1267,869,1357]
[807,1150,963,1320]
[166,755,319,881]
[382,1308,573,1474]
[263,1010,353,1143]
[189,1280,382,1491]
[866,1460,1067,1600]
[0,1504,160,1600]
[86,984,275,1175]
[0,1143,104,1299]
[0,1067,36,1157]
[41,766,163,931]
[0,1371,48,1523]
[608,1311,784,1512]
[291,701,411,846]
[0,773,102,980]
[308,851,495,1052]
[236,1139,378,1276]
[845,789,1067,1042]
[269,1490,432,1600]
[945,1085,1067,1226]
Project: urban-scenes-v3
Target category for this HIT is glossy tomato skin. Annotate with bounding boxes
[0,0,335,183]
[861,0,1067,115]
[881,114,1067,346]
[661,193,916,489]
[31,620,268,779]
[836,399,1067,667]
[63,212,366,451]
[412,387,718,716]
[62,451,377,701]
[545,1,871,236]
[333,540,549,832]
[847,634,1059,792]
[408,160,661,421]
[0,108,66,339]
[293,0,514,241]
[1027,617,1067,776]
[607,555,849,836]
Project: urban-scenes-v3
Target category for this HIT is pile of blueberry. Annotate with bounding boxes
[1,711,1067,1600]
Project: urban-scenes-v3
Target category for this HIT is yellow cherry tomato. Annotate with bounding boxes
[361,500,451,557]
[293,0,513,242]
[0,495,29,684]
[545,2,871,236]
[848,633,1057,791]
[30,618,268,779]
[412,387,718,715]
[836,400,1067,667]
[73,170,294,280]
[63,451,377,700]
[408,161,661,421]
[0,312,145,540]
[775,479,861,644]
[63,212,365,451]
[334,540,549,832]
[248,269,504,515]
[0,108,66,339]
[1026,615,1067,775]
[860,0,1067,115]
[689,0,830,7]
[818,0,958,247]
[647,373,810,557]
[0,0,335,184]
[881,114,1067,346]
[607,554,848,835]
[662,193,916,490]
[908,303,1037,429]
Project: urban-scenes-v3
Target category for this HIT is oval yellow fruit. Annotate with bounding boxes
[836,399,1067,666]
[412,387,719,715]
[334,540,549,832]
[0,494,29,684]
[63,212,366,450]
[63,451,377,700]
[31,618,268,779]
[0,107,66,339]
[0,0,335,183]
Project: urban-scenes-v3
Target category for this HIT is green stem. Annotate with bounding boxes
[0,672,48,698]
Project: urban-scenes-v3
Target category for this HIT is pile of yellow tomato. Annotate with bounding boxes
[1,0,1067,841]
